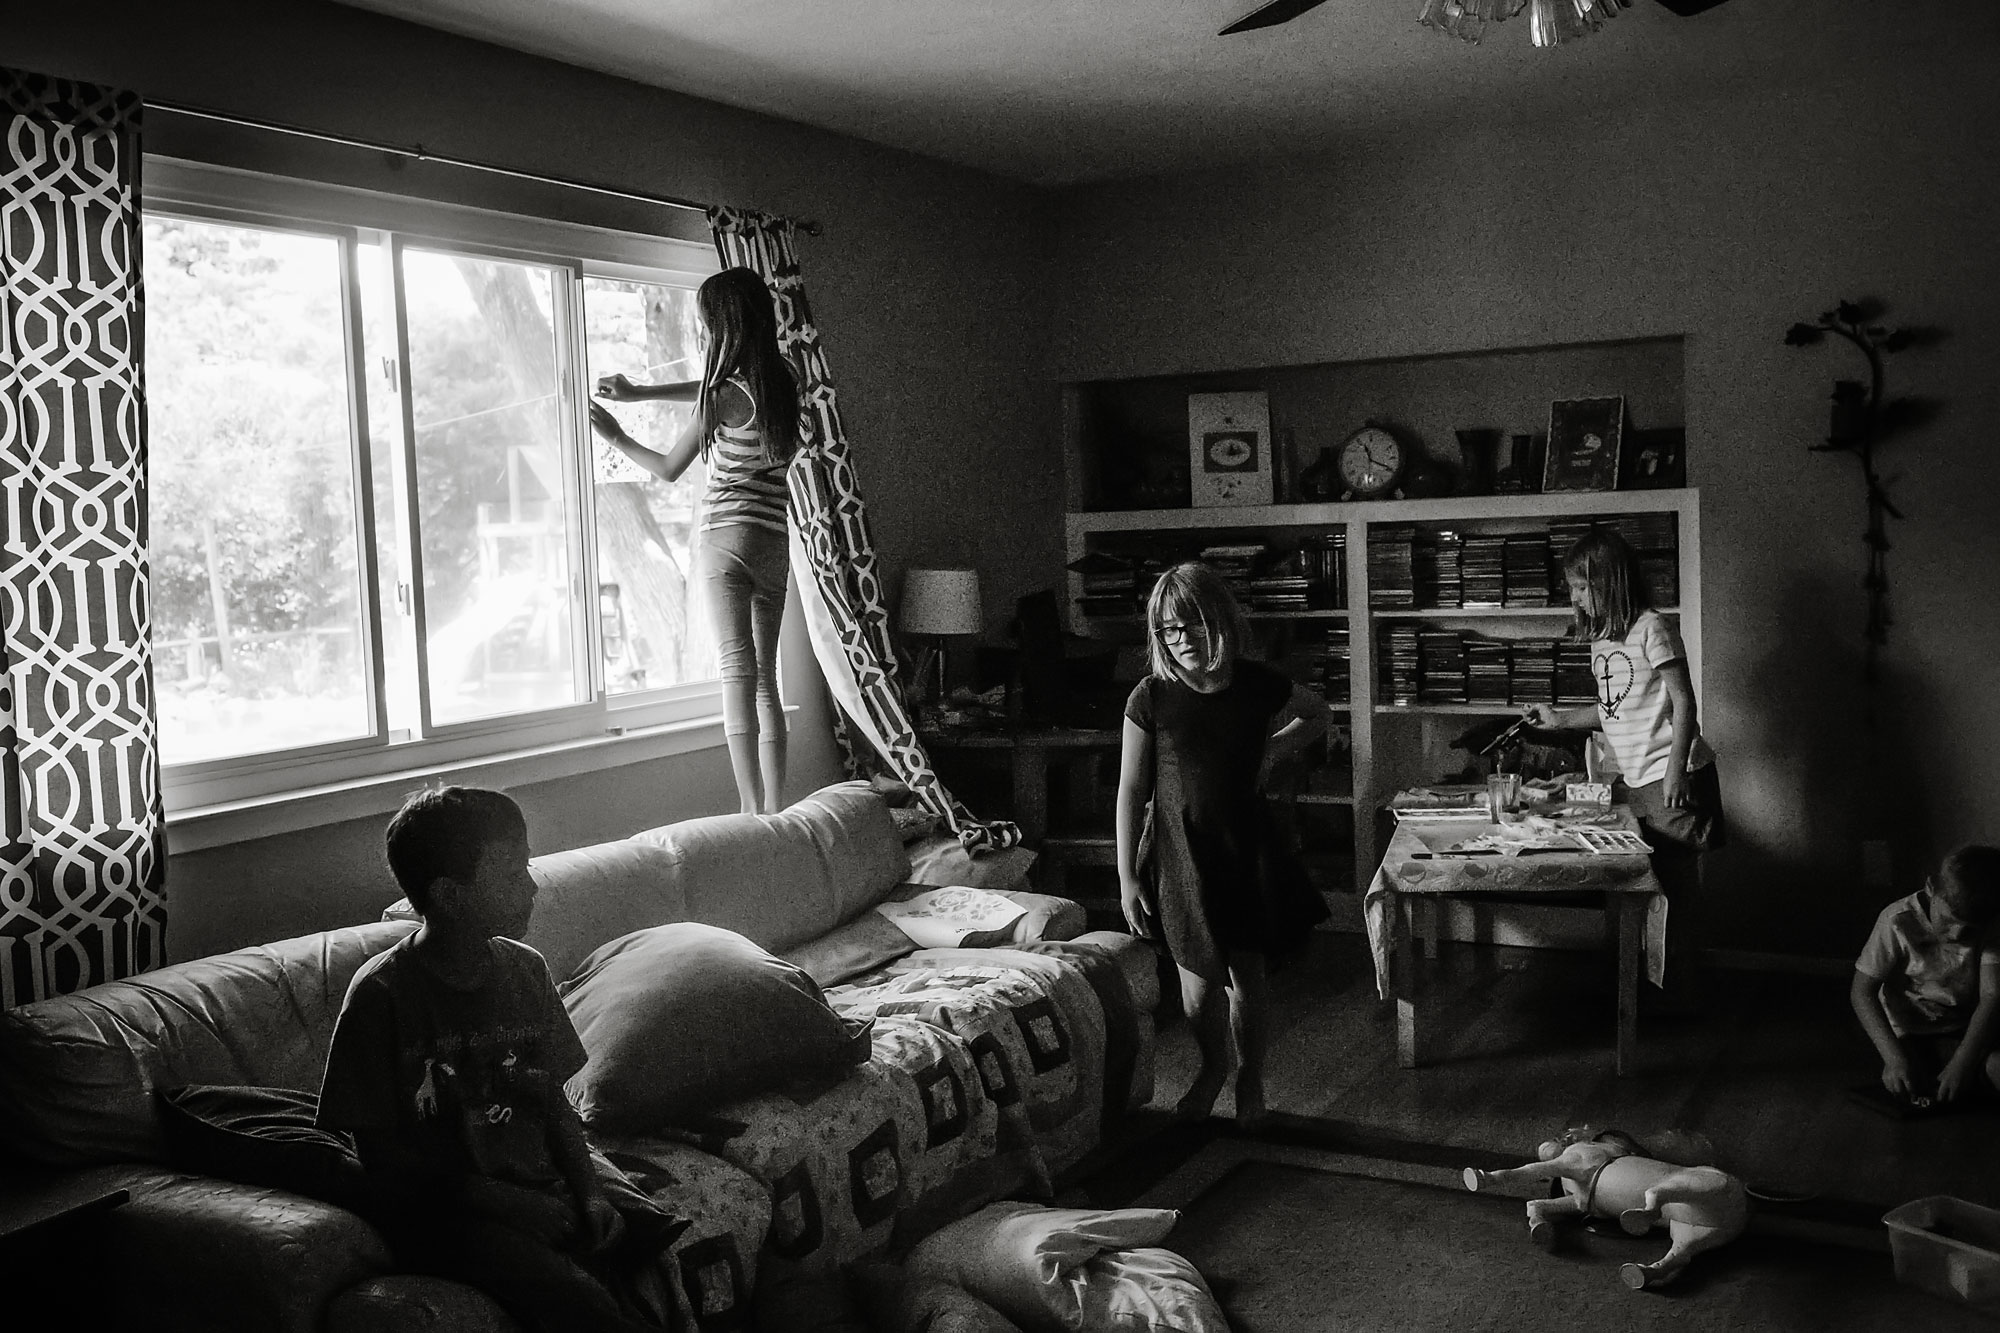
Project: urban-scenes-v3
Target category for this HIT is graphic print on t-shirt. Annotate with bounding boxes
[1594,648,1636,718]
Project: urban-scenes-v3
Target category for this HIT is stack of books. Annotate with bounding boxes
[1072,550,1141,617]
[1466,637,1512,704]
[1461,535,1507,608]
[1555,641,1595,706]
[1417,629,1468,704]
[1380,624,1420,705]
[1301,533,1346,610]
[1244,548,1312,613]
[1199,543,1265,608]
[1301,623,1351,704]
[1503,535,1552,607]
[1367,525,1417,609]
[1510,638,1556,704]
[1414,529,1464,609]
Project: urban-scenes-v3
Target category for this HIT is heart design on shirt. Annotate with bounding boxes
[1595,649,1635,718]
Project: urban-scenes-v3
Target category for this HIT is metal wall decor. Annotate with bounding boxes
[1784,299,1937,683]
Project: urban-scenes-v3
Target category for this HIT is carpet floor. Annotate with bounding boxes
[1127,1139,1989,1332]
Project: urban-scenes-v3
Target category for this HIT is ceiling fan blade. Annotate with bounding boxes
[1219,0,1336,36]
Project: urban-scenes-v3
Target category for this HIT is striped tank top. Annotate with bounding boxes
[702,375,790,535]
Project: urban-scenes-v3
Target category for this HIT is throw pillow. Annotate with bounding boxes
[562,923,873,1134]
[780,910,918,987]
[848,1263,1023,1333]
[906,1201,1181,1332]
[905,834,1038,892]
[1075,1247,1230,1333]
[156,1084,368,1212]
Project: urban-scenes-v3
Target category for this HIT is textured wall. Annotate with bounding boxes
[1046,69,2000,957]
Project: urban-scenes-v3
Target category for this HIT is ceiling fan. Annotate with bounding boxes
[1219,0,1730,38]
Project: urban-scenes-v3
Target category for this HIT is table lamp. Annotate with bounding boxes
[899,567,983,706]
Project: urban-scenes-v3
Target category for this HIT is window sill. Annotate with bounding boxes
[164,708,771,854]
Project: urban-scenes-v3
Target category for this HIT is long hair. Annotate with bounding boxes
[1144,561,1252,686]
[695,267,799,465]
[1561,527,1651,642]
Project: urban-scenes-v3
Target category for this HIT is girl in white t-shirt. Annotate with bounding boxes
[1527,529,1725,998]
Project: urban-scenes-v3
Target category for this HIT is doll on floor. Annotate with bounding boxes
[1463,1126,1748,1291]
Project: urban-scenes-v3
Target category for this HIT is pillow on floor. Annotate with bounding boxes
[847,1262,1023,1333]
[156,1084,367,1212]
[906,1202,1181,1332]
[562,923,873,1133]
[1075,1247,1230,1333]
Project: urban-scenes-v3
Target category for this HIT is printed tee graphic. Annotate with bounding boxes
[1593,648,1636,718]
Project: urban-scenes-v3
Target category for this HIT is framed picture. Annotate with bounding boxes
[1620,427,1686,489]
[1542,396,1624,494]
[1187,391,1273,507]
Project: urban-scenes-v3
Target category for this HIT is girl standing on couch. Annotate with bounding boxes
[1115,561,1336,1124]
[590,268,801,816]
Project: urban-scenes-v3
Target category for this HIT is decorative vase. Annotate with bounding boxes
[1298,444,1339,501]
[1455,429,1500,496]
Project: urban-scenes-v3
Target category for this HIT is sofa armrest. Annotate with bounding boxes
[1069,929,1161,1013]
[99,1170,394,1333]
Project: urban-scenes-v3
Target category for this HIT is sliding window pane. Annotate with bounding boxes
[401,248,579,726]
[582,277,718,694]
[144,217,370,763]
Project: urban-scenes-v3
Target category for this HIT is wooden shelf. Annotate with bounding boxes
[1374,703,1537,716]
[1066,488,1695,537]
[1370,605,1679,620]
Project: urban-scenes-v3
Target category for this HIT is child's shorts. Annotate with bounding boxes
[1620,760,1725,854]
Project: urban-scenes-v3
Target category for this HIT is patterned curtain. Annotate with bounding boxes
[1,70,164,1008]
[707,207,1017,851]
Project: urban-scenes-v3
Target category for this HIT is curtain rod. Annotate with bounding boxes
[145,100,823,237]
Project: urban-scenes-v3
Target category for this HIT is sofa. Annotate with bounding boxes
[0,781,1160,1333]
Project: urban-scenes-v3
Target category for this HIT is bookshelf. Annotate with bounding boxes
[1062,487,1702,928]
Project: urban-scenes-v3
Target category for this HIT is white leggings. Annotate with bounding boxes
[697,521,787,739]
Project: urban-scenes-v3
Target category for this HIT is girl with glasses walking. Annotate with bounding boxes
[1116,560,1337,1125]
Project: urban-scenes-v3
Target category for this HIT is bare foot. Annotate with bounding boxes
[1233,1076,1269,1130]
[1171,1072,1226,1122]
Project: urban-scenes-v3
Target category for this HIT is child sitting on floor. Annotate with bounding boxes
[1850,843,2000,1107]
[317,785,683,1333]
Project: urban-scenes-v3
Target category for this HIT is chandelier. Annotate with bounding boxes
[1417,0,1631,47]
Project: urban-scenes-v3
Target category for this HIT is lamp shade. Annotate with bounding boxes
[899,568,983,636]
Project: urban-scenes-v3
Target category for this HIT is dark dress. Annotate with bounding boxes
[1126,660,1329,981]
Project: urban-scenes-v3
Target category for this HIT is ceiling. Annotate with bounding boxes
[331,1,1982,186]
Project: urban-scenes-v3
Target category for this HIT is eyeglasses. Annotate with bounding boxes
[1156,622,1210,644]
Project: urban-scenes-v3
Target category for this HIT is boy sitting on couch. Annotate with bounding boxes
[317,785,681,1333]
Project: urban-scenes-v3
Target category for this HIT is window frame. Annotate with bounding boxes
[145,159,732,818]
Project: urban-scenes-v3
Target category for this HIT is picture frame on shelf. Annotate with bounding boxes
[1620,427,1686,489]
[1542,396,1625,494]
[1187,390,1273,507]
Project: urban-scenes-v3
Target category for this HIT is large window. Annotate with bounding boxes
[143,168,723,807]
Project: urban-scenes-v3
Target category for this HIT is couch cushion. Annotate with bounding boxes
[0,920,417,1166]
[626,782,909,953]
[156,1084,367,1213]
[520,840,689,985]
[561,923,872,1134]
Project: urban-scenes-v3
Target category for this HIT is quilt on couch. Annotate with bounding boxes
[599,939,1142,1307]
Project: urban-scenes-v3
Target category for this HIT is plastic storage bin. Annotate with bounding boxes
[1882,1195,2000,1314]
